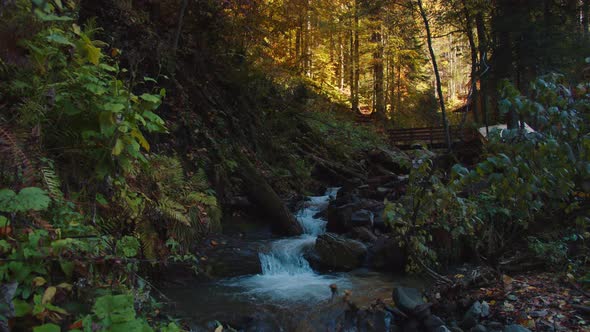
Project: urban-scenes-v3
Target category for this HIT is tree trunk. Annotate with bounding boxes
[417,0,451,150]
[462,0,479,123]
[235,150,303,236]
[350,21,358,112]
[476,12,490,134]
[373,24,385,117]
[584,0,589,38]
[353,0,360,113]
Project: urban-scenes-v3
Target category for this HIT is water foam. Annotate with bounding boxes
[224,188,347,302]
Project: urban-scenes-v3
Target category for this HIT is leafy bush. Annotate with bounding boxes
[384,157,479,272]
[385,74,589,272]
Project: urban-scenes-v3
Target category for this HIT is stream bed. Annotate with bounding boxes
[164,189,424,331]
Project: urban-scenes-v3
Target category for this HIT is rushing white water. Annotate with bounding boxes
[224,188,350,302]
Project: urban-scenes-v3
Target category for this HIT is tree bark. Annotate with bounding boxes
[462,0,479,123]
[353,0,360,113]
[373,22,385,117]
[476,12,489,134]
[235,150,303,236]
[417,0,451,150]
[583,0,589,38]
[350,21,358,112]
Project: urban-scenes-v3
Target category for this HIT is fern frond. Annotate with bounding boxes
[187,168,210,191]
[136,222,160,259]
[157,195,190,226]
[0,124,37,185]
[39,158,63,199]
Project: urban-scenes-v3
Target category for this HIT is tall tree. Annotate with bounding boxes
[461,0,479,123]
[417,0,451,149]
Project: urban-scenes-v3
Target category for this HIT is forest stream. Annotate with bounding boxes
[164,189,424,331]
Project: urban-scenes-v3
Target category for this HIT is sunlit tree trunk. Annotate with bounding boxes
[353,0,360,113]
[350,19,358,112]
[372,23,385,117]
[417,0,451,150]
[476,11,489,133]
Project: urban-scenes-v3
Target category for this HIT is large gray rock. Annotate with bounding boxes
[368,147,412,174]
[326,204,354,233]
[392,287,425,314]
[205,244,263,278]
[348,226,378,243]
[315,233,367,270]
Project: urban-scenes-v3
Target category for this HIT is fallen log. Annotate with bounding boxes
[235,149,303,236]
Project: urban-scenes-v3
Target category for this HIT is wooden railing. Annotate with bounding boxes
[388,126,477,149]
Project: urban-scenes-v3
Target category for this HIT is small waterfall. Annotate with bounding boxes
[258,188,338,276]
[226,188,349,302]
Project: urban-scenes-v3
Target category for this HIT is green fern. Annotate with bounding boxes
[187,168,210,191]
[157,196,190,226]
[186,191,217,207]
[39,158,63,200]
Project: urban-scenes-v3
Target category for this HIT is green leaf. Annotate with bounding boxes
[82,38,101,65]
[93,294,136,323]
[139,93,161,104]
[84,83,106,95]
[14,188,51,212]
[46,33,74,46]
[117,236,140,258]
[112,139,125,156]
[0,190,16,212]
[99,63,117,72]
[0,188,50,212]
[33,323,60,332]
[13,299,32,318]
[0,239,11,253]
[60,261,74,278]
[103,103,125,113]
[130,129,150,151]
[34,9,73,21]
[96,193,108,205]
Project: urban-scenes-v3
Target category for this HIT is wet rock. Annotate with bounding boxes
[401,318,421,332]
[412,303,433,320]
[486,322,503,331]
[392,287,425,314]
[471,324,487,332]
[348,226,378,243]
[326,204,354,233]
[204,242,264,278]
[461,301,483,329]
[424,314,445,331]
[315,233,367,270]
[481,301,490,318]
[351,209,374,227]
[368,147,412,174]
[368,236,406,271]
[503,325,531,332]
[435,327,453,332]
[327,199,382,233]
[372,213,388,233]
